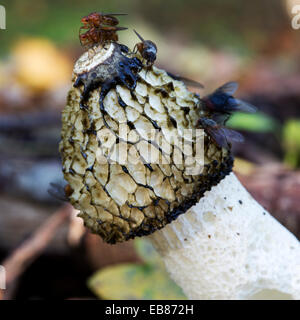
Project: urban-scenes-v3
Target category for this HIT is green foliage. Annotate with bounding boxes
[88,238,186,300]
[283,120,300,168]
[227,112,277,133]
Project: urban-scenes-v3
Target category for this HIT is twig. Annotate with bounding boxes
[1,204,73,299]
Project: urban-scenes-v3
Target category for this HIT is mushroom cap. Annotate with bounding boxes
[60,43,233,243]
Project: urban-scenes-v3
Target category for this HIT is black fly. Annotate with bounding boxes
[133,30,157,67]
[203,82,257,116]
[198,117,244,149]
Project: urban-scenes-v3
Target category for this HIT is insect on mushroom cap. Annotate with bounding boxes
[133,30,157,66]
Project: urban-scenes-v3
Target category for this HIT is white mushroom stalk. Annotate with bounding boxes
[60,42,300,300]
[149,172,300,300]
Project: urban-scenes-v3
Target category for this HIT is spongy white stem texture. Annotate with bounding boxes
[149,173,300,300]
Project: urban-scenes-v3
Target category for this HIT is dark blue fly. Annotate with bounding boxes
[204,82,257,116]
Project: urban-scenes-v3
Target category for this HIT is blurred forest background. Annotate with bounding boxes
[0,0,300,300]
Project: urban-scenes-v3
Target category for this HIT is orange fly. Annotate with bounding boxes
[79,12,127,47]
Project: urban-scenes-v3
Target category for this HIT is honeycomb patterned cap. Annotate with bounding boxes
[60,42,233,243]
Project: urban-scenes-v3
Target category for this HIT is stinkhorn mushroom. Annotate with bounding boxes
[60,40,300,300]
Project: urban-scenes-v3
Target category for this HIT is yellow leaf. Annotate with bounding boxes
[13,38,72,91]
[88,263,186,300]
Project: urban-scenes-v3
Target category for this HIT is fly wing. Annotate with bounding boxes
[208,126,244,149]
[167,72,204,88]
[207,127,230,149]
[221,127,244,143]
[114,26,128,31]
[178,76,204,88]
[103,13,128,16]
[215,81,238,95]
[228,98,257,113]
